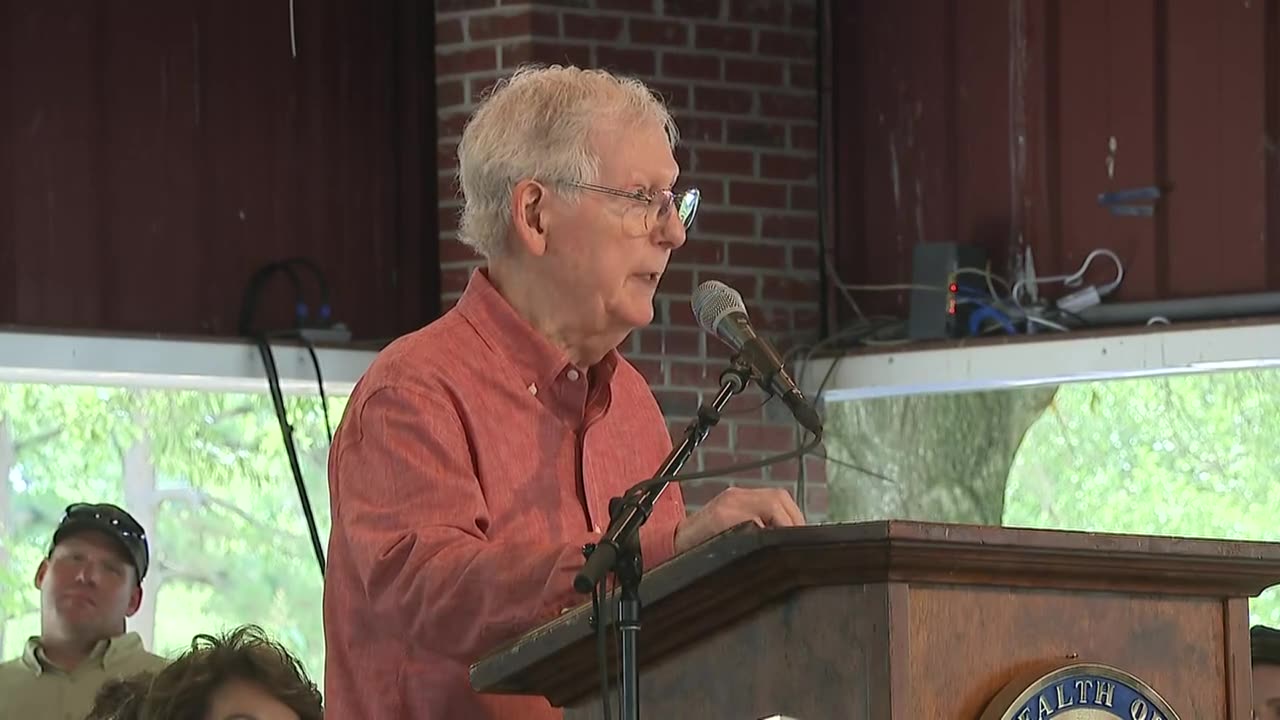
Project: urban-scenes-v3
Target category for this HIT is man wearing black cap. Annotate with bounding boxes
[1257,624,1280,720]
[0,503,169,720]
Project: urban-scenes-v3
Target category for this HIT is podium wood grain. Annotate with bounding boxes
[471,521,1280,719]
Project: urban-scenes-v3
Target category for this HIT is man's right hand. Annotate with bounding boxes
[673,486,805,554]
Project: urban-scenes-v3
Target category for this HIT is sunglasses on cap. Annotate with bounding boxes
[54,503,150,583]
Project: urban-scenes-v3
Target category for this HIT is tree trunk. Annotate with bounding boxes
[122,435,159,650]
[822,387,1058,524]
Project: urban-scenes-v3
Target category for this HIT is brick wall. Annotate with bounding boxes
[435,0,827,517]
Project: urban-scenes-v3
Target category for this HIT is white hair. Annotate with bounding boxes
[454,64,679,259]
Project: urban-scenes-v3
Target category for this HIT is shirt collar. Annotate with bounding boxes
[23,632,145,675]
[455,268,620,394]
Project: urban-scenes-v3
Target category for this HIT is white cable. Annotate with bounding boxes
[1025,315,1071,332]
[1011,248,1125,304]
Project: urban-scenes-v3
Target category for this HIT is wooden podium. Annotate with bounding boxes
[471,521,1280,719]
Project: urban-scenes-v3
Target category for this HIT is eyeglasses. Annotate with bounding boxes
[567,182,700,235]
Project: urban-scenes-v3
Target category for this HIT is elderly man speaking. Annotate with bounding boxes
[323,64,805,720]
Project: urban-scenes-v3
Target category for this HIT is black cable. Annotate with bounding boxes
[255,336,327,577]
[297,334,334,445]
[239,259,338,580]
[624,430,824,500]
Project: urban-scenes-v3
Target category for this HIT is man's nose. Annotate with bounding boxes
[655,214,687,250]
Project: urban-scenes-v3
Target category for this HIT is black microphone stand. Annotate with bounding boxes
[574,358,752,720]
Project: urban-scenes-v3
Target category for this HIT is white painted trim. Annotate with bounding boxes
[0,330,379,395]
[799,321,1280,401]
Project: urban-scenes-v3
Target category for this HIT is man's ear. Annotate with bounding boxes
[509,179,551,257]
[34,558,49,590]
[125,585,143,617]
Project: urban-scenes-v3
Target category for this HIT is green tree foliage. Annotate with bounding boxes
[1005,370,1280,627]
[0,382,341,687]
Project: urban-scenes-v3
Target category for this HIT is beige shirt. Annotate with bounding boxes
[0,631,169,720]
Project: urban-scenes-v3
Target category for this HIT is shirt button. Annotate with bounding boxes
[567,369,581,381]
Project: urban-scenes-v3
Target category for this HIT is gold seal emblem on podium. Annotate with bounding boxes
[980,662,1181,720]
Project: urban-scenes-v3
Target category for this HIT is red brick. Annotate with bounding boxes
[631,18,689,46]
[728,242,787,268]
[762,214,818,241]
[661,52,721,81]
[790,185,817,211]
[790,1,818,29]
[436,47,496,77]
[789,61,815,89]
[636,327,702,356]
[468,73,505,103]
[676,237,726,264]
[630,358,665,386]
[726,58,783,85]
[730,180,789,209]
[666,419,731,448]
[657,268,695,293]
[801,480,827,516]
[748,302,794,333]
[662,0,722,20]
[438,110,471,138]
[726,120,787,149]
[674,144,692,169]
[790,244,819,270]
[678,174,724,203]
[438,176,460,202]
[667,297,699,327]
[655,389,702,416]
[438,0,497,11]
[436,18,465,46]
[699,451,765,480]
[530,41,593,67]
[468,12,529,41]
[696,209,755,236]
[563,13,624,41]
[760,153,815,181]
[694,86,754,114]
[437,80,465,108]
[728,0,784,25]
[760,92,816,120]
[438,207,460,233]
[793,306,820,329]
[761,274,820,302]
[694,148,753,175]
[790,124,818,150]
[651,81,691,110]
[678,117,723,143]
[695,24,752,53]
[669,361,714,387]
[696,270,761,299]
[681,480,731,506]
[531,10,559,35]
[596,46,656,75]
[758,30,814,59]
[737,423,799,452]
[440,266,473,295]
[440,236,481,264]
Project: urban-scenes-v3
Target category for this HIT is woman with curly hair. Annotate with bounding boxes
[85,624,322,720]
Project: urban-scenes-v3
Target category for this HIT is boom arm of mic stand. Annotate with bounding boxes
[573,361,751,594]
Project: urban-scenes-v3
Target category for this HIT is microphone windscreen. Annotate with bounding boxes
[691,280,747,336]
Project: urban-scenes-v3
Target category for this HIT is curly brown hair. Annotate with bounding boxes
[86,625,322,720]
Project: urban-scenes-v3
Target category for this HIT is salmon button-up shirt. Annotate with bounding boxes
[323,269,685,719]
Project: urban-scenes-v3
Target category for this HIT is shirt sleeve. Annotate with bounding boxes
[329,383,683,664]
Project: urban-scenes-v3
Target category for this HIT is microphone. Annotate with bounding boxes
[691,280,824,435]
